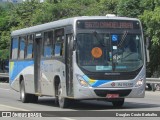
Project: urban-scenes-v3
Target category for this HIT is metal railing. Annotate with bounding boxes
[0,73,9,78]
[146,78,160,84]
[146,78,160,91]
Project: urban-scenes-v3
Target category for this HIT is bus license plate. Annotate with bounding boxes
[106,94,119,98]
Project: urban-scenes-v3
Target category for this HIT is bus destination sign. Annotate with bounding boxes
[77,20,140,29]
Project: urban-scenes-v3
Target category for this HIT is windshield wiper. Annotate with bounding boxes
[93,31,107,47]
[118,30,128,47]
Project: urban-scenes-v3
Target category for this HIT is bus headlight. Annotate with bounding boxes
[135,78,144,87]
[76,75,89,87]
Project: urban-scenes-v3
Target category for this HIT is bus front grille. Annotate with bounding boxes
[94,89,132,97]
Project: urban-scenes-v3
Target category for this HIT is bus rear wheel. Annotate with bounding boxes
[20,80,38,103]
[112,98,124,107]
[20,80,29,103]
[57,83,69,108]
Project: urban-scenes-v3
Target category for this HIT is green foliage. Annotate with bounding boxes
[0,49,9,60]
[0,0,160,76]
[140,7,160,45]
[117,0,142,17]
[0,4,13,59]
[0,31,10,59]
[148,44,160,76]
[140,0,156,11]
[0,31,10,49]
[140,6,160,75]
[0,11,8,30]
[0,3,12,31]
[9,0,41,30]
[99,0,119,15]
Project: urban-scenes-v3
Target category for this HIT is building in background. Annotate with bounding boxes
[0,0,22,3]
[22,0,45,2]
[0,0,45,3]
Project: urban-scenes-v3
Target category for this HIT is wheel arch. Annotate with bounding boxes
[19,75,24,89]
[54,75,60,96]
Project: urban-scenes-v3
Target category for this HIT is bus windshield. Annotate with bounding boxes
[76,31,143,73]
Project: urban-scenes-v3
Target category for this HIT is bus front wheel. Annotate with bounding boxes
[57,83,69,108]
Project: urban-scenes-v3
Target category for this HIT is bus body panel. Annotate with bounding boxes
[40,59,66,96]
[9,59,66,96]
[9,60,35,93]
[72,51,146,99]
[9,16,146,103]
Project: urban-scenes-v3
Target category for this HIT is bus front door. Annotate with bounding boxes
[66,34,73,97]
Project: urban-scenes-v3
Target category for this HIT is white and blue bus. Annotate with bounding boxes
[9,15,146,108]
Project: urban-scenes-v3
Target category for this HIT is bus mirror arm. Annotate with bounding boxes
[145,37,150,62]
[146,37,150,49]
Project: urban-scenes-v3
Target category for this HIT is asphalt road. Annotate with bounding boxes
[0,83,160,120]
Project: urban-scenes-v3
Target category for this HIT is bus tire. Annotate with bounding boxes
[20,80,38,103]
[112,98,124,107]
[20,80,30,103]
[57,83,69,108]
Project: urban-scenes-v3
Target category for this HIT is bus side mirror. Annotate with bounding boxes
[145,37,150,62]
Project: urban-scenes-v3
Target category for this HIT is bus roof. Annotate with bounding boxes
[11,16,140,36]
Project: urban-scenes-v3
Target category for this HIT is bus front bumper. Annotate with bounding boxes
[73,84,145,99]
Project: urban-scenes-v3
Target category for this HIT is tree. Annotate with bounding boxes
[140,0,160,11]
[140,6,160,76]
[0,3,13,59]
[117,0,142,17]
[9,0,41,30]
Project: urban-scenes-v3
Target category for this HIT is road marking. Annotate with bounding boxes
[0,88,10,91]
[146,91,160,95]
[60,117,76,120]
[0,104,29,111]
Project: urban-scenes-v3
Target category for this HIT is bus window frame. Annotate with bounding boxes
[18,36,27,60]
[25,34,34,60]
[54,28,65,58]
[10,36,19,60]
[42,30,54,59]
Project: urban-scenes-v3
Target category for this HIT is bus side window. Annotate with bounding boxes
[11,37,19,59]
[26,35,34,59]
[54,28,64,57]
[19,36,26,59]
[43,31,53,58]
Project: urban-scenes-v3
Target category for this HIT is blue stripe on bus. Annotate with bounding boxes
[9,61,34,83]
[83,75,112,87]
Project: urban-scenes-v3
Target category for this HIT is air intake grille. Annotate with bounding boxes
[94,89,132,97]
